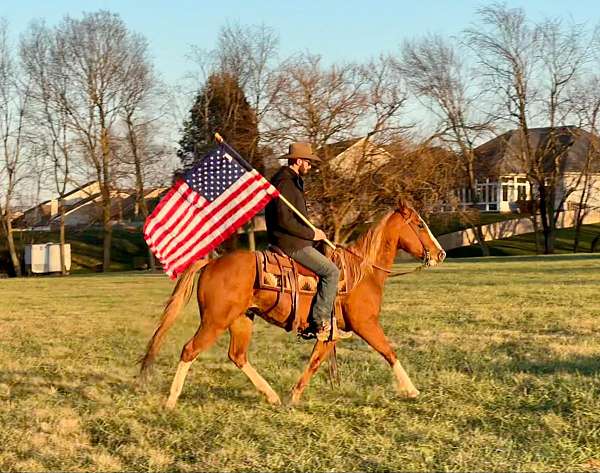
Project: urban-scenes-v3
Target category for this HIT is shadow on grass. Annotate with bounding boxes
[501,355,600,377]
[0,367,134,402]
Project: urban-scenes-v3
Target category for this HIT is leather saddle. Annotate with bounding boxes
[255,245,349,295]
[254,245,350,334]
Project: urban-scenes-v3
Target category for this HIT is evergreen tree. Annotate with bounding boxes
[178,72,262,173]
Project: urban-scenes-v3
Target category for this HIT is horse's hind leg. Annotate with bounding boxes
[290,340,336,405]
[165,321,224,409]
[228,314,281,405]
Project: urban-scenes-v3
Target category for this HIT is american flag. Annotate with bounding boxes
[144,143,279,279]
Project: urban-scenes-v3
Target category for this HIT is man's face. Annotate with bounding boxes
[297,158,312,176]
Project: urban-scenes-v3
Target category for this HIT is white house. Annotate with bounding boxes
[459,126,600,213]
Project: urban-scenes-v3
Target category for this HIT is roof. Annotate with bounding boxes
[474,126,600,177]
[317,138,363,159]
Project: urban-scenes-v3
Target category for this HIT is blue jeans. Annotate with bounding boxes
[286,246,340,326]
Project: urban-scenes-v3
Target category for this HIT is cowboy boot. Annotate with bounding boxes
[316,318,352,342]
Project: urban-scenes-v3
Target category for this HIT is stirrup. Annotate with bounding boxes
[297,323,318,341]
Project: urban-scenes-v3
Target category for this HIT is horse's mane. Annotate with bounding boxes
[335,211,394,290]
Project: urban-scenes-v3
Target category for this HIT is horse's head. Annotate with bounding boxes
[391,200,446,267]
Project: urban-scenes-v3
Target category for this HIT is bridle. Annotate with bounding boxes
[338,208,433,278]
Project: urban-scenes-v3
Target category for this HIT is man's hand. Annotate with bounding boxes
[313,228,327,241]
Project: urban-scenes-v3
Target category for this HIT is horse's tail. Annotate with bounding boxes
[139,259,210,378]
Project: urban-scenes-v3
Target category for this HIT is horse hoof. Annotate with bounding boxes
[165,399,177,410]
[267,395,282,406]
[398,388,420,399]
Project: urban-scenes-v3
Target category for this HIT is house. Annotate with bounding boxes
[14,181,101,229]
[458,126,600,212]
[320,137,394,173]
[13,181,168,230]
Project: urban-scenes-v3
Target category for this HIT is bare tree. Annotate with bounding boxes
[266,53,419,243]
[0,19,34,276]
[216,23,281,125]
[535,19,597,253]
[400,34,494,254]
[188,23,281,250]
[52,11,154,271]
[323,56,412,243]
[20,21,74,274]
[118,33,163,270]
[268,53,365,242]
[268,54,365,148]
[570,74,600,251]
[466,4,597,253]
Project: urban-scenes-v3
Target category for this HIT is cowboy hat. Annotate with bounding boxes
[279,142,321,162]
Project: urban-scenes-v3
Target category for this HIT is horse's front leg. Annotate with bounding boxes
[353,320,419,398]
[290,340,336,405]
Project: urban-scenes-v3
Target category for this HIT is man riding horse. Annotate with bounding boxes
[264,142,352,342]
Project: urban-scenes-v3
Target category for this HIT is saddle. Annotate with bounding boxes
[254,246,350,334]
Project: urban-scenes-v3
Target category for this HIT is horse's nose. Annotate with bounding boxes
[438,249,446,262]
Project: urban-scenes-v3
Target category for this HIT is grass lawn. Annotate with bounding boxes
[1,255,599,471]
[448,223,600,257]
[428,211,526,236]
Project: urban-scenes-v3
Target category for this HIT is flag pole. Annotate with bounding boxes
[214,132,336,250]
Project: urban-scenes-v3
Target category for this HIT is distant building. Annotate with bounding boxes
[12,181,168,230]
[458,126,600,212]
[320,137,394,173]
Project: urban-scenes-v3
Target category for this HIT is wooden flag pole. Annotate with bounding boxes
[214,132,336,250]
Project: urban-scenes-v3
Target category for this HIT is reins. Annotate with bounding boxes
[336,245,425,278]
[336,209,432,278]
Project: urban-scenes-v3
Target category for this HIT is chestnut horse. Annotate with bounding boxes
[139,200,446,408]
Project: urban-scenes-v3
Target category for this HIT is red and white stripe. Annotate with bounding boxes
[144,169,278,279]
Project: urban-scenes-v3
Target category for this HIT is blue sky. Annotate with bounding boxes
[3,0,599,85]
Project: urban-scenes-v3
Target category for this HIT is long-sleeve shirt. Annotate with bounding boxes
[265,166,315,253]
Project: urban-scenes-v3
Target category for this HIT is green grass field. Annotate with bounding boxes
[1,255,599,471]
[447,223,600,257]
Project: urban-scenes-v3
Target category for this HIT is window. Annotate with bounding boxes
[502,185,508,201]
[490,185,498,202]
[517,185,527,201]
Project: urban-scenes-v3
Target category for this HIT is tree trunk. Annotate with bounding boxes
[59,198,67,275]
[136,193,155,270]
[573,216,582,253]
[573,173,591,253]
[538,186,554,254]
[4,216,22,277]
[127,116,155,271]
[474,225,490,256]
[531,213,541,254]
[247,218,256,252]
[466,168,490,256]
[100,125,112,272]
